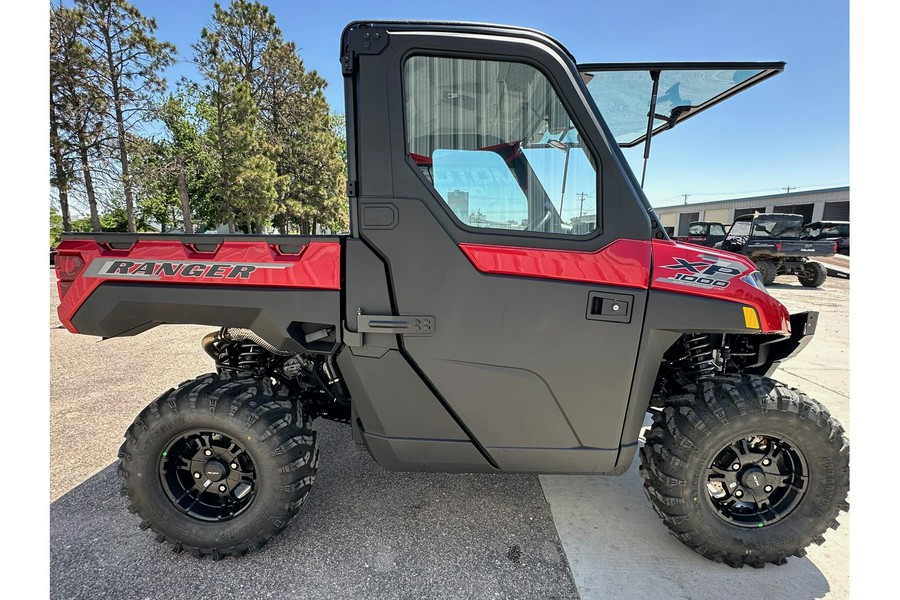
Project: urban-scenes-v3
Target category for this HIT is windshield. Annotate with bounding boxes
[688,224,707,235]
[726,220,752,240]
[577,63,784,147]
[751,215,803,239]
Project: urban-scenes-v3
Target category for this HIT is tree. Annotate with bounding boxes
[51,3,107,232]
[194,1,347,234]
[78,0,176,232]
[50,206,64,248]
[128,89,217,233]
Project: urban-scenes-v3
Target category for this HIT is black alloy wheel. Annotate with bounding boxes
[705,434,807,528]
[160,430,258,522]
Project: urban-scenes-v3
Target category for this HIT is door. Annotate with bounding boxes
[343,23,654,473]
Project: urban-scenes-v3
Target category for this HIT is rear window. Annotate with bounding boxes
[709,224,726,236]
[751,216,802,239]
[688,224,706,235]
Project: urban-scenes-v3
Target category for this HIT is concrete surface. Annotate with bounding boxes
[541,276,850,600]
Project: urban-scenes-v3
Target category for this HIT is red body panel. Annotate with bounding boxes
[457,238,789,335]
[55,239,341,334]
[459,239,652,289]
[650,239,790,334]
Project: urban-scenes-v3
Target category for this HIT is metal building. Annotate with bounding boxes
[653,186,849,237]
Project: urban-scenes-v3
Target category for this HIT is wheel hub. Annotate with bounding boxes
[202,460,228,482]
[159,430,257,522]
[740,466,766,490]
[705,434,808,528]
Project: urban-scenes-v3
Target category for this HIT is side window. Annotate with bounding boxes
[403,55,599,236]
[709,224,726,236]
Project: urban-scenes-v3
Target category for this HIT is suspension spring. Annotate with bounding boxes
[683,334,717,379]
[237,343,268,370]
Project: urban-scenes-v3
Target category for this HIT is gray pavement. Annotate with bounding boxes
[542,276,850,600]
[49,268,851,599]
[49,268,578,600]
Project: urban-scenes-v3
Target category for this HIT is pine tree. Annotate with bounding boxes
[51,3,107,232]
[195,1,346,234]
[77,0,176,232]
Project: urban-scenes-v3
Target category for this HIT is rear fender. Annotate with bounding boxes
[55,236,343,354]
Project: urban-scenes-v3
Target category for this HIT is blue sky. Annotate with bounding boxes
[127,0,849,208]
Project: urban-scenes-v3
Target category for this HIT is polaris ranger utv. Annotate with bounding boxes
[716,213,836,287]
[54,21,849,567]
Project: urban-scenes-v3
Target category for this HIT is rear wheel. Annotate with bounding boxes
[798,261,827,288]
[640,375,849,567]
[118,372,318,558]
[756,260,777,286]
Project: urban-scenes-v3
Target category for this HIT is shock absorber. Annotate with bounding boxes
[201,328,293,374]
[236,342,267,370]
[682,334,717,379]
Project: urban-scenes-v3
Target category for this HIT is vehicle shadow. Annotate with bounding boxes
[50,421,578,600]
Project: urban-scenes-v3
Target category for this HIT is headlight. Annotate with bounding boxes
[741,270,769,294]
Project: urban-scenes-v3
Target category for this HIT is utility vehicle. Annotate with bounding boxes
[54,21,849,567]
[802,220,850,256]
[675,221,727,247]
[716,213,836,286]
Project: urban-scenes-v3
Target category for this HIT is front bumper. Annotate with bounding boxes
[759,311,818,377]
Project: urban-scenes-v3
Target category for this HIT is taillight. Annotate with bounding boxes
[833,242,838,253]
[55,254,84,300]
[775,242,783,252]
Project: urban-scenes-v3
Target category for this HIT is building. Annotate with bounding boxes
[653,186,849,237]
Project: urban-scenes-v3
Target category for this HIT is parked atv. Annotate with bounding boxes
[675,221,728,247]
[716,213,836,287]
[53,21,848,567]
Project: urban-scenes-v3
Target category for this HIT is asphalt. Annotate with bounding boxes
[49,267,851,599]
[48,268,578,600]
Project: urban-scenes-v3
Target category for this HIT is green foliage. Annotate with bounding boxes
[194,1,347,233]
[76,0,177,232]
[50,207,64,248]
[50,0,349,237]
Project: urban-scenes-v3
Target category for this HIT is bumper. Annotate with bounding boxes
[761,311,818,377]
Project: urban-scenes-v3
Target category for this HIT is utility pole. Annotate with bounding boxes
[577,192,589,218]
[782,186,796,194]
[682,194,691,205]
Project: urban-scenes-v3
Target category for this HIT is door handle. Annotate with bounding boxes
[586,292,633,323]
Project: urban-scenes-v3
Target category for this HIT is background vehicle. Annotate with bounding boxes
[675,221,727,247]
[53,21,848,567]
[716,213,836,286]
[802,220,850,255]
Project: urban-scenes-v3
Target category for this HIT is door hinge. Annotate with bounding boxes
[341,51,356,75]
[346,180,358,197]
[343,312,435,347]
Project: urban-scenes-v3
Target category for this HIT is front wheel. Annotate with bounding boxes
[798,261,827,287]
[640,375,849,567]
[117,372,318,558]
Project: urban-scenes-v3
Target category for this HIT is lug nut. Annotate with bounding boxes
[218,484,227,493]
[762,459,771,466]
[204,449,213,457]
[193,472,201,479]
[230,462,238,469]
[764,485,773,493]
[732,463,740,471]
[735,490,743,498]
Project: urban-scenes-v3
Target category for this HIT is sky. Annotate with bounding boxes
[124,0,849,208]
[16,3,897,595]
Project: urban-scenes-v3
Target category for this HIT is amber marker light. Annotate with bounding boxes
[743,306,761,330]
